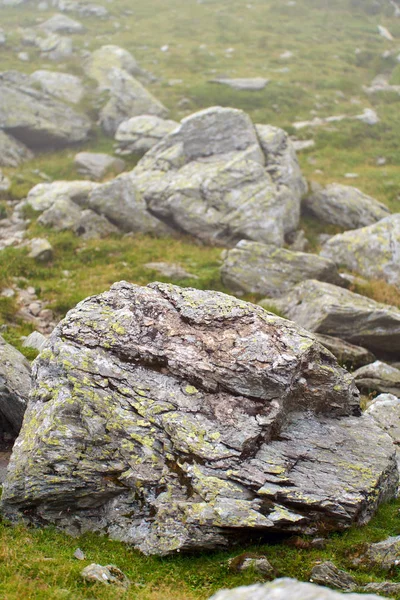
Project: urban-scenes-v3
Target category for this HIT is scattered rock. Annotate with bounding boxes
[22,331,47,352]
[266,279,400,355]
[81,564,130,587]
[0,335,31,439]
[84,44,143,83]
[310,562,357,591]
[53,0,108,17]
[38,13,84,34]
[74,548,86,560]
[0,28,6,45]
[315,334,375,368]
[303,184,390,229]
[30,70,85,104]
[378,25,394,41]
[17,52,29,62]
[28,238,53,262]
[115,115,178,155]
[352,536,400,570]
[2,282,398,555]
[74,152,126,181]
[221,240,345,297]
[0,131,34,167]
[353,361,400,395]
[27,181,99,212]
[320,214,400,287]
[228,553,274,576]
[38,198,118,239]
[291,139,315,151]
[364,74,400,96]
[363,581,400,595]
[356,108,379,125]
[144,262,199,280]
[366,394,400,475]
[0,170,11,193]
[210,78,269,91]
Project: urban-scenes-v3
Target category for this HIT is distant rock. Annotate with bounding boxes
[30,70,85,104]
[84,45,143,84]
[52,0,108,17]
[0,71,91,148]
[310,562,356,591]
[356,108,379,125]
[320,214,400,287]
[228,554,274,576]
[303,183,390,229]
[291,139,315,151]
[35,32,73,61]
[0,335,30,438]
[81,564,130,587]
[0,170,11,193]
[144,262,199,280]
[354,361,400,395]
[0,28,6,45]
[22,331,47,352]
[315,334,375,368]
[265,279,400,355]
[28,238,53,262]
[378,25,394,41]
[74,152,126,180]
[364,74,400,96]
[364,582,400,596]
[115,115,178,155]
[210,77,269,91]
[27,181,99,211]
[38,13,84,34]
[221,240,345,297]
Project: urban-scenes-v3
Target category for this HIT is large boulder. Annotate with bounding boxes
[115,115,178,156]
[84,45,143,84]
[0,336,31,438]
[1,282,398,556]
[30,70,85,104]
[320,214,400,287]
[221,240,345,297]
[264,280,400,356]
[0,71,91,148]
[207,579,388,600]
[0,130,33,167]
[303,184,390,229]
[133,107,303,246]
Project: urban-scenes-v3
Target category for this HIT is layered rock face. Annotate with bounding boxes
[133,107,306,246]
[2,283,397,556]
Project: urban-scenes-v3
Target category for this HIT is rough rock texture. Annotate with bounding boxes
[266,280,400,355]
[133,107,304,246]
[320,214,400,287]
[115,115,178,156]
[207,579,387,600]
[315,335,375,369]
[74,152,125,180]
[353,361,400,395]
[352,536,400,570]
[0,71,91,148]
[2,282,398,556]
[27,181,99,212]
[221,240,345,297]
[310,562,356,591]
[0,335,31,437]
[210,78,269,91]
[0,130,34,167]
[364,582,400,595]
[303,184,390,229]
[366,394,400,474]
[30,70,85,104]
[228,554,274,576]
[81,563,130,587]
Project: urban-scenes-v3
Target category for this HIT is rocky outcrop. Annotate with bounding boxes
[221,240,345,297]
[1,282,398,556]
[133,107,304,246]
[0,71,91,148]
[0,130,33,167]
[320,214,400,287]
[208,579,386,600]
[264,280,400,355]
[315,335,375,368]
[0,335,31,438]
[303,184,390,229]
[30,70,85,104]
[74,152,125,180]
[115,115,178,156]
[353,361,400,395]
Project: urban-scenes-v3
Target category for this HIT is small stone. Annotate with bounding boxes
[363,581,400,595]
[228,554,274,577]
[22,331,47,351]
[144,262,199,280]
[27,287,36,296]
[38,309,53,322]
[310,562,357,591]
[351,536,400,570]
[81,564,130,587]
[74,548,86,560]
[28,238,53,262]
[28,303,42,317]
[17,52,30,62]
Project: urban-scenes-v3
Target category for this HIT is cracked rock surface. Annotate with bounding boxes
[1,282,397,555]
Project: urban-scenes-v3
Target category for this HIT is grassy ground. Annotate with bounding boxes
[2,0,400,598]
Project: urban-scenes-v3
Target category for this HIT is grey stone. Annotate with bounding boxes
[115,115,178,155]
[84,45,143,83]
[0,335,31,436]
[207,579,388,600]
[1,282,398,556]
[228,554,274,576]
[0,28,6,45]
[314,334,375,368]
[52,0,108,17]
[352,536,400,570]
[0,71,91,148]
[38,198,118,239]
[134,107,302,247]
[74,152,125,181]
[81,564,129,587]
[363,582,400,595]
[366,394,400,477]
[287,229,309,252]
[210,78,269,91]
[0,131,34,167]
[265,279,400,355]
[303,184,390,229]
[38,13,84,34]
[28,238,53,262]
[144,262,199,280]
[0,170,11,193]
[74,548,85,560]
[221,240,345,297]
[310,562,356,591]
[291,139,315,151]
[356,108,379,125]
[22,332,47,352]
[30,70,84,104]
[320,214,400,287]
[354,361,400,395]
[364,74,400,96]
[27,181,99,212]
[36,33,73,62]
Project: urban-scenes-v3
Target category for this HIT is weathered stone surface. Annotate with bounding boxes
[22,332,47,352]
[266,280,400,355]
[310,562,356,591]
[0,71,91,148]
[38,13,84,33]
[2,282,398,556]
[28,238,53,262]
[366,394,400,472]
[352,536,400,570]
[27,181,99,212]
[133,107,302,247]
[81,564,130,587]
[0,130,33,167]
[303,184,390,229]
[364,582,400,595]
[84,45,142,84]
[221,240,345,297]
[353,361,400,395]
[207,579,387,600]
[38,198,118,239]
[115,115,178,155]
[0,335,31,437]
[30,70,84,104]
[315,335,375,368]
[228,554,274,576]
[320,214,400,287]
[74,152,125,180]
[210,78,269,91]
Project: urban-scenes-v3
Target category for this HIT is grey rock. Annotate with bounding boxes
[228,554,274,576]
[74,152,125,181]
[17,52,29,62]
[265,279,400,355]
[352,536,400,570]
[287,229,309,252]
[36,33,73,61]
[0,335,30,437]
[30,70,85,104]
[52,0,108,17]
[144,262,199,280]
[207,579,388,600]
[366,394,400,476]
[38,13,84,34]
[356,108,379,125]
[0,28,6,45]
[0,71,91,148]
[0,131,34,167]
[81,564,129,587]
[28,238,53,262]
[315,335,375,368]
[38,198,118,239]
[134,107,302,247]
[27,181,99,212]
[115,115,178,156]
[210,78,269,91]
[22,332,47,352]
[364,74,400,96]
[363,582,400,595]
[1,282,398,556]
[0,170,11,193]
[291,139,315,151]
[354,361,400,395]
[84,45,143,83]
[310,562,356,591]
[320,214,400,287]
[74,548,85,560]
[303,184,390,229]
